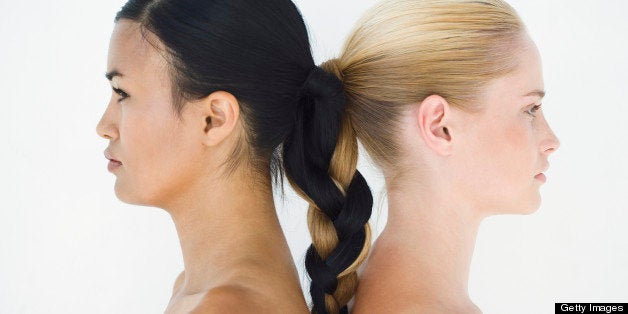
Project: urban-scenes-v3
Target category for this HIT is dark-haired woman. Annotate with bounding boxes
[96,0,371,312]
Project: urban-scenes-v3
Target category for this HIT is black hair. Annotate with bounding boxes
[115,1,373,313]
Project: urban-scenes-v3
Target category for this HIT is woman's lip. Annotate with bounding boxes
[108,160,122,172]
[534,173,546,183]
[104,150,121,163]
[104,150,122,172]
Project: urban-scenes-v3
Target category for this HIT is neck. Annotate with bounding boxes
[379,173,485,306]
[163,170,286,294]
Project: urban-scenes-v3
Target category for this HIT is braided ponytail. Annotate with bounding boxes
[282,61,373,314]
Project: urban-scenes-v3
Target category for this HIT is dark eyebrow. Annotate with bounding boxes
[105,70,123,81]
[523,89,546,99]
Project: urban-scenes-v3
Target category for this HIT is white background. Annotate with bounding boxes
[0,0,626,313]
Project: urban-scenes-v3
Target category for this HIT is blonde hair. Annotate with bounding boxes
[330,0,525,169]
[304,1,526,311]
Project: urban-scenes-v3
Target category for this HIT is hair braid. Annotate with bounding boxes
[283,63,373,314]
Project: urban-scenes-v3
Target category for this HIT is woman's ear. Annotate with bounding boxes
[416,94,453,156]
[199,91,240,147]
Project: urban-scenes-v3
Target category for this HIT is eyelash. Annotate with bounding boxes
[526,104,542,117]
[112,87,129,102]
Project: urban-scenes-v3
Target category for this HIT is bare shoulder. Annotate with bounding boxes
[353,245,481,314]
[189,284,307,314]
[353,275,481,314]
[171,271,185,297]
[353,300,481,314]
[189,285,256,314]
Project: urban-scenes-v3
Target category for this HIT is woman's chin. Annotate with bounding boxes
[113,182,148,206]
[484,193,542,216]
[520,204,541,215]
[512,194,542,215]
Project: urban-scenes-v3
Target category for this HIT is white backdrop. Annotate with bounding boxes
[0,0,626,313]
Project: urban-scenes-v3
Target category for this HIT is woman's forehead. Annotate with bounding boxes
[482,42,544,105]
[107,21,169,87]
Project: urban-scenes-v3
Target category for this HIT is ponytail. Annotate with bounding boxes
[282,62,373,314]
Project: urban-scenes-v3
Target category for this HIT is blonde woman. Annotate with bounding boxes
[319,0,560,312]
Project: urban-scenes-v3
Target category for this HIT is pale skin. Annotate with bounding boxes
[97,20,308,313]
[352,35,560,313]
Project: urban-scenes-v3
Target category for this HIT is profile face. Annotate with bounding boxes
[96,21,205,207]
[453,36,560,215]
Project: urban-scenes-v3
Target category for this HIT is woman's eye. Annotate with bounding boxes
[526,104,542,117]
[112,87,129,101]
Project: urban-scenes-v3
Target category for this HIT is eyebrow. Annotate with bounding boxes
[523,90,546,99]
[105,70,123,81]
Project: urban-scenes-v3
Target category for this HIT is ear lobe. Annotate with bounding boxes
[417,94,453,156]
[201,91,240,147]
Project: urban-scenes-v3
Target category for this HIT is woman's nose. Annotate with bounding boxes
[540,115,560,156]
[96,101,119,140]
